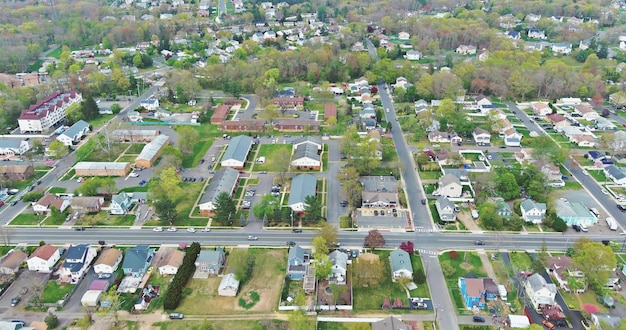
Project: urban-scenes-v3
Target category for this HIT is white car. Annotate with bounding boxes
[386,108,389,113]
[201,228,211,232]
[187,228,196,233]
[583,170,589,176]
[601,189,609,195]
[129,173,139,177]
[76,177,84,183]
[153,227,163,232]
[167,227,177,232]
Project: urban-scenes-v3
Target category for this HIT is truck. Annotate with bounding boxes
[606,217,618,231]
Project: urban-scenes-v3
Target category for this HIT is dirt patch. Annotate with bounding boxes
[460,262,474,271]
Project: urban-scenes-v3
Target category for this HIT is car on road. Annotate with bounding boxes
[129,172,139,177]
[583,170,589,176]
[167,227,177,232]
[187,228,196,233]
[472,316,485,323]
[139,180,147,186]
[581,319,591,329]
[74,227,85,231]
[98,273,112,279]
[76,177,84,183]
[286,241,296,247]
[10,201,17,206]
[385,108,389,113]
[169,313,184,320]
[292,228,302,233]
[10,296,20,307]
[153,227,163,232]
[260,171,267,174]
[247,235,258,240]
[474,240,485,245]
[201,228,211,232]
[340,200,348,207]
[572,224,582,232]
[601,189,609,195]
[618,204,626,212]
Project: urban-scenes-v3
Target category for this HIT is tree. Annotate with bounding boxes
[149,167,183,202]
[495,172,520,200]
[81,94,100,120]
[45,312,59,329]
[338,166,362,208]
[315,255,333,279]
[288,310,315,330]
[533,241,549,273]
[177,126,199,156]
[352,255,384,287]
[400,241,414,254]
[303,195,322,223]
[260,104,280,123]
[268,148,290,184]
[364,229,385,250]
[213,192,237,225]
[110,103,122,114]
[312,236,329,255]
[330,283,347,308]
[153,198,177,225]
[230,249,255,283]
[48,140,69,159]
[252,194,279,219]
[440,260,455,278]
[573,238,617,291]
[318,222,338,246]
[414,268,426,285]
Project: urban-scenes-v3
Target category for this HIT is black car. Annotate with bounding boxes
[421,199,427,205]
[10,296,20,307]
[292,228,302,233]
[473,316,485,323]
[618,204,626,212]
[286,241,296,247]
[10,201,17,206]
[340,200,348,207]
[572,224,581,232]
[474,240,485,245]
[74,227,85,231]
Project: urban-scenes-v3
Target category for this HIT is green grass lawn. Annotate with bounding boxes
[152,320,283,330]
[126,144,146,154]
[439,251,486,279]
[48,187,66,194]
[561,290,608,313]
[588,169,607,182]
[88,114,115,128]
[9,213,40,226]
[42,281,75,303]
[509,252,533,271]
[418,170,442,180]
[117,156,136,163]
[563,181,583,190]
[318,322,372,330]
[76,213,135,227]
[253,144,292,171]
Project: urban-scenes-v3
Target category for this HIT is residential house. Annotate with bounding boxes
[0,165,34,180]
[398,31,410,40]
[520,199,547,224]
[134,134,169,168]
[122,245,155,277]
[360,175,398,208]
[33,194,70,215]
[390,249,413,280]
[61,244,97,283]
[458,276,498,309]
[328,250,348,285]
[93,248,123,274]
[428,131,451,143]
[18,91,81,133]
[0,139,30,155]
[139,98,159,111]
[70,196,104,214]
[528,29,547,39]
[514,147,535,164]
[555,199,596,226]
[604,165,626,185]
[291,142,321,170]
[287,245,308,280]
[27,244,60,272]
[535,160,563,187]
[218,273,240,297]
[435,197,457,222]
[194,248,225,276]
[404,50,422,60]
[503,128,523,147]
[0,250,28,275]
[525,273,557,310]
[158,250,185,276]
[588,150,606,163]
[552,42,572,55]
[371,316,410,330]
[288,174,316,212]
[198,168,239,213]
[574,104,599,121]
[595,117,617,131]
[437,174,462,198]
[591,314,622,330]
[359,108,376,119]
[220,135,253,169]
[456,45,477,55]
[531,102,552,116]
[571,134,595,147]
[57,120,90,146]
[110,192,132,215]
[415,99,429,114]
[546,256,585,293]
[547,114,570,128]
[472,128,491,146]
[494,198,512,218]
[507,31,521,40]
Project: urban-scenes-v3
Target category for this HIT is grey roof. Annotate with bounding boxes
[218,272,240,290]
[61,120,89,138]
[222,135,253,163]
[605,165,626,180]
[329,250,348,269]
[527,273,556,294]
[372,316,410,330]
[196,248,224,263]
[66,244,89,260]
[0,139,24,149]
[390,249,413,273]
[112,129,159,137]
[135,134,169,162]
[111,192,130,205]
[293,143,320,161]
[75,162,130,171]
[294,136,322,147]
[287,174,316,205]
[556,200,595,219]
[288,245,305,264]
[360,176,398,192]
[200,168,239,204]
[521,199,546,212]
[473,127,490,135]
[439,173,461,186]
[122,245,152,272]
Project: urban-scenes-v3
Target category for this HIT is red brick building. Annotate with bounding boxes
[273,97,305,108]
[273,119,320,132]
[221,120,266,132]
[210,105,231,124]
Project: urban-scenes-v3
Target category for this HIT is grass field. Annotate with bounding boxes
[10,213,40,225]
[176,249,286,315]
[42,281,74,303]
[48,187,66,194]
[253,144,292,172]
[76,213,135,227]
[152,320,285,330]
[439,251,486,279]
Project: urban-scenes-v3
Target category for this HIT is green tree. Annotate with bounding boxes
[533,241,549,273]
[176,126,199,156]
[338,166,362,208]
[48,140,69,159]
[45,312,59,329]
[110,103,122,114]
[318,222,338,246]
[153,197,177,225]
[252,194,279,219]
[414,268,426,285]
[315,255,333,279]
[303,195,322,223]
[81,94,100,121]
[330,283,347,308]
[312,236,329,256]
[573,238,617,292]
[213,192,237,225]
[288,310,315,330]
[64,102,84,125]
[495,172,520,200]
[149,167,183,202]
[352,255,384,288]
[230,249,255,283]
[440,260,455,278]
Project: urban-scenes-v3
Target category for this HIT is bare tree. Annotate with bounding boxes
[0,226,13,246]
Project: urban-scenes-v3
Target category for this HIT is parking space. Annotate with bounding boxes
[0,270,49,308]
[356,207,408,229]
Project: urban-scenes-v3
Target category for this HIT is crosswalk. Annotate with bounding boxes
[414,228,436,233]
[415,249,438,256]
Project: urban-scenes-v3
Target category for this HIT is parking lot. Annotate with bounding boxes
[356,207,409,230]
[0,270,49,308]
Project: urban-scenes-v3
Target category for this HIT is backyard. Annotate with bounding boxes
[253,144,292,172]
[42,281,75,304]
[175,249,286,315]
[439,251,486,312]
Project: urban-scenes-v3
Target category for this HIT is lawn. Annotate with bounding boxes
[353,250,413,312]
[419,170,442,180]
[563,181,583,190]
[509,252,534,271]
[253,144,292,172]
[126,144,146,154]
[588,170,607,183]
[10,213,41,226]
[318,322,373,330]
[76,213,135,227]
[42,281,75,303]
[176,249,286,315]
[560,290,608,313]
[48,187,66,194]
[181,124,222,168]
[88,114,115,128]
[439,251,486,280]
[152,320,284,330]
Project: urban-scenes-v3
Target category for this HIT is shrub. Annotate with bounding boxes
[163,242,201,310]
[449,250,458,260]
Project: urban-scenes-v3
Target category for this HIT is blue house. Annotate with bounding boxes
[287,245,308,280]
[122,245,155,277]
[458,276,498,309]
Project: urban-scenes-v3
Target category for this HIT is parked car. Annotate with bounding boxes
[153,227,163,232]
[129,172,139,177]
[542,320,555,329]
[414,302,427,309]
[572,224,581,232]
[292,228,302,233]
[98,273,112,279]
[167,227,177,232]
[10,296,20,307]
[581,319,591,329]
[187,228,196,233]
[139,180,147,186]
[74,227,85,231]
[201,228,211,232]
[421,199,427,205]
[286,241,296,247]
[473,316,485,323]
[169,313,184,320]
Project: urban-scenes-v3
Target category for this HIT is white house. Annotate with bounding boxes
[140,98,159,111]
[328,250,348,285]
[573,104,599,121]
[33,194,70,215]
[437,174,462,198]
[604,165,626,186]
[472,128,491,146]
[520,199,547,224]
[93,248,123,274]
[435,197,457,222]
[61,244,97,284]
[398,31,410,40]
[0,139,30,155]
[218,273,240,297]
[27,244,60,273]
[158,250,185,276]
[528,29,546,39]
[524,273,557,310]
[57,120,90,146]
[552,42,572,55]
[18,90,82,133]
[404,50,422,60]
[110,192,132,215]
[531,102,552,116]
[504,129,523,147]
[456,45,477,55]
[390,249,413,280]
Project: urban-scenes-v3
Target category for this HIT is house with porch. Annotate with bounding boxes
[328,250,348,285]
[110,192,132,215]
[61,244,97,284]
[158,250,185,276]
[287,245,309,280]
[0,250,28,275]
[435,197,456,222]
[458,276,498,309]
[122,245,155,278]
[194,248,225,276]
[524,273,557,311]
[437,174,462,198]
[546,256,585,293]
[472,128,491,146]
[93,248,123,274]
[520,199,547,224]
